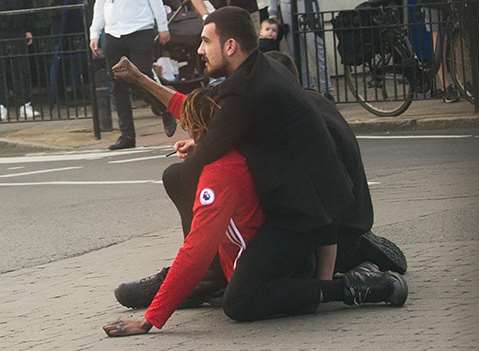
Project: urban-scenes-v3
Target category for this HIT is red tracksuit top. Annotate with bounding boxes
[144,93,265,329]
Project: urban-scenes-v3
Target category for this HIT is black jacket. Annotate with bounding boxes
[305,90,373,235]
[259,38,280,53]
[0,0,29,38]
[182,51,355,233]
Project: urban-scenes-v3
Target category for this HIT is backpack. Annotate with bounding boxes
[332,0,401,66]
[167,10,203,48]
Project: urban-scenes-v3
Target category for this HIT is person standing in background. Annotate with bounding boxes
[268,0,334,101]
[0,0,40,121]
[190,0,261,30]
[89,0,176,150]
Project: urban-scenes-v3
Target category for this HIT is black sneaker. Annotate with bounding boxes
[343,269,408,307]
[348,261,380,275]
[114,267,226,309]
[334,261,380,280]
[109,136,136,150]
[360,231,407,274]
[162,112,177,137]
[114,267,169,309]
[443,84,460,103]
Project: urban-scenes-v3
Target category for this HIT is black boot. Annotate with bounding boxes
[343,269,408,307]
[109,136,136,150]
[347,261,380,275]
[161,112,177,137]
[150,99,177,137]
[360,231,408,274]
[114,267,226,309]
[114,267,169,309]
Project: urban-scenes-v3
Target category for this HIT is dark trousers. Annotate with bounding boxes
[0,39,32,107]
[223,223,322,321]
[163,162,324,321]
[163,163,197,236]
[103,29,156,139]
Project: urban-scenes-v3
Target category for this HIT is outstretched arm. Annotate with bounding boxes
[112,56,177,108]
[102,166,238,336]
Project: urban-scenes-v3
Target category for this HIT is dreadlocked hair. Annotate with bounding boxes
[181,88,221,141]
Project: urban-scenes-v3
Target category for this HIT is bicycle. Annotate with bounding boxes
[426,0,474,103]
[332,0,474,117]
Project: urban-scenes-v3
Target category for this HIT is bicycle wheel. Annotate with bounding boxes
[344,45,414,117]
[447,31,474,104]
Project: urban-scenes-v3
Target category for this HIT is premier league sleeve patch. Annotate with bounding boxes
[199,188,215,206]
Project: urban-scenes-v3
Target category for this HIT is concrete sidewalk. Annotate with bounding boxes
[1,99,478,350]
[1,228,478,350]
[0,99,477,154]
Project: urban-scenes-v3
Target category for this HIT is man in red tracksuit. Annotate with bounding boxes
[145,147,265,329]
[148,88,266,325]
[103,90,266,335]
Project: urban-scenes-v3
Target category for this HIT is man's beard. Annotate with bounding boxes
[205,63,228,79]
[202,55,228,79]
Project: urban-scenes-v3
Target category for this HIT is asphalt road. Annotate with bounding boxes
[0,130,478,274]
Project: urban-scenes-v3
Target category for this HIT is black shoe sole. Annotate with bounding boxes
[387,271,408,307]
[360,232,407,274]
[162,114,177,137]
[443,98,460,103]
[108,143,136,150]
[114,283,154,309]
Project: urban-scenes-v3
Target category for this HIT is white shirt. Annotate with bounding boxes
[90,0,168,40]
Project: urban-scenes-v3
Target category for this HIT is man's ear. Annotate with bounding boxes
[223,38,239,57]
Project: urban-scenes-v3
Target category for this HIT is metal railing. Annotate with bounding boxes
[291,0,478,116]
[0,3,100,138]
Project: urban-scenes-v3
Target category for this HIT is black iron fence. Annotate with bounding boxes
[0,3,100,137]
[291,0,478,116]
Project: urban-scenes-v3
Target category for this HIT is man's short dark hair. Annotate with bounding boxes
[204,6,258,53]
[264,51,299,81]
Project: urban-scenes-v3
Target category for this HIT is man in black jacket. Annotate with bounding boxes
[262,50,406,274]
[0,0,39,120]
[186,7,407,322]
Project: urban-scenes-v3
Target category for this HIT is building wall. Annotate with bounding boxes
[320,0,363,11]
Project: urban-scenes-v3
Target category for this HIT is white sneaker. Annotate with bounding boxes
[19,102,40,119]
[0,104,7,121]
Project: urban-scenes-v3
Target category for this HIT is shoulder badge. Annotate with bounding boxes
[199,188,215,205]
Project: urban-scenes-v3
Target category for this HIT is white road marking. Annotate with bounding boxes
[24,145,173,157]
[0,149,152,164]
[0,180,163,187]
[0,166,82,178]
[109,155,170,164]
[1,179,372,187]
[7,166,25,170]
[357,135,474,140]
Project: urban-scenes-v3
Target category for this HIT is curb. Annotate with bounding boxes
[0,138,68,154]
[349,115,479,133]
[1,116,478,154]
